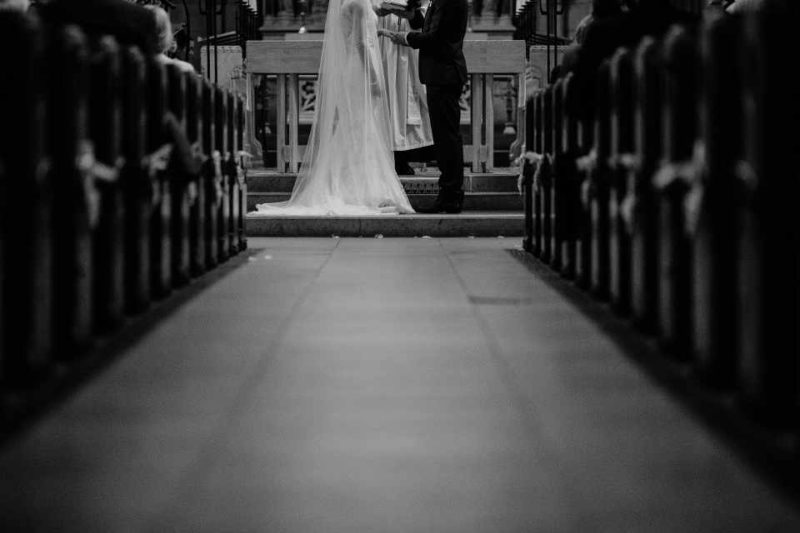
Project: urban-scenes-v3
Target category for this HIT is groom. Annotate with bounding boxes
[378,0,469,214]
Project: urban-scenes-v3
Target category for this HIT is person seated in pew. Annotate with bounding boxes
[563,0,697,120]
[0,0,29,12]
[144,4,196,75]
[559,0,623,79]
[705,0,730,13]
[163,112,201,184]
[725,0,765,13]
[35,0,160,55]
[576,0,624,45]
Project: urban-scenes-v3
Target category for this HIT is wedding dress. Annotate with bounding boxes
[256,0,414,216]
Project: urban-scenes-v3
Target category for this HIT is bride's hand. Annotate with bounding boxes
[377,29,407,45]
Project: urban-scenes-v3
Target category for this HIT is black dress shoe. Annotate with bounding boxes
[395,162,416,175]
[417,191,463,214]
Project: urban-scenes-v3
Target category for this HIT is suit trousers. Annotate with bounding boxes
[426,83,464,198]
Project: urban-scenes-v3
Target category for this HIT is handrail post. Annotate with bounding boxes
[471,73,482,173]
[288,73,300,172]
[484,74,495,172]
[276,74,287,172]
[244,70,264,164]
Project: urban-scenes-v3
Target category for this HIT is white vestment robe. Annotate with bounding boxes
[377,14,434,151]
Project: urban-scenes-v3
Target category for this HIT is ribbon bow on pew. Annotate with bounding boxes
[164,113,203,207]
[142,142,174,207]
[238,150,253,172]
[210,150,225,207]
[609,153,640,173]
[513,147,543,194]
[532,153,552,194]
[609,152,642,234]
[652,141,707,236]
[76,140,124,228]
[576,148,598,207]
[186,141,207,204]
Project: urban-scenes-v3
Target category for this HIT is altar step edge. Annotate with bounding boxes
[246,211,524,238]
[246,168,521,194]
[248,192,522,212]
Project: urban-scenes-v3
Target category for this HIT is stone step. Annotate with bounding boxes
[245,168,520,194]
[246,211,523,237]
[248,192,523,212]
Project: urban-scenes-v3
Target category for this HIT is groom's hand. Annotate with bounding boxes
[377,28,408,46]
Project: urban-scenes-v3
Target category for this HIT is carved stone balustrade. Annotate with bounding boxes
[245,38,526,173]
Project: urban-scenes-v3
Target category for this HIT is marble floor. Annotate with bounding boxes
[1,237,799,532]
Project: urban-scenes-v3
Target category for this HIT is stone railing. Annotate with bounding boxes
[245,38,526,172]
[259,0,516,37]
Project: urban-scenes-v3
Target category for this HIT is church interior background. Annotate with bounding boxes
[3,0,800,530]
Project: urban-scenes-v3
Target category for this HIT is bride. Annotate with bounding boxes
[256,0,414,215]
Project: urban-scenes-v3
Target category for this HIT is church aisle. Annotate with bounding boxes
[1,238,798,532]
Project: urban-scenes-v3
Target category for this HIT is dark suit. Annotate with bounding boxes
[406,0,468,201]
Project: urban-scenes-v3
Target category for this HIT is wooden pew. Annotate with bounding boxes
[49,26,95,359]
[202,80,220,270]
[0,97,3,384]
[608,48,635,316]
[121,45,151,315]
[214,86,230,264]
[0,12,53,380]
[0,10,247,399]
[167,64,192,287]
[519,0,800,435]
[90,36,126,333]
[558,74,580,280]
[147,58,172,298]
[533,92,544,258]
[653,26,698,359]
[588,60,613,301]
[574,68,596,291]
[540,85,554,265]
[691,15,741,386]
[522,92,535,254]
[225,91,239,258]
[735,7,800,422]
[549,77,565,273]
[0,153,3,385]
[629,37,663,334]
[235,96,248,252]
[186,72,207,277]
